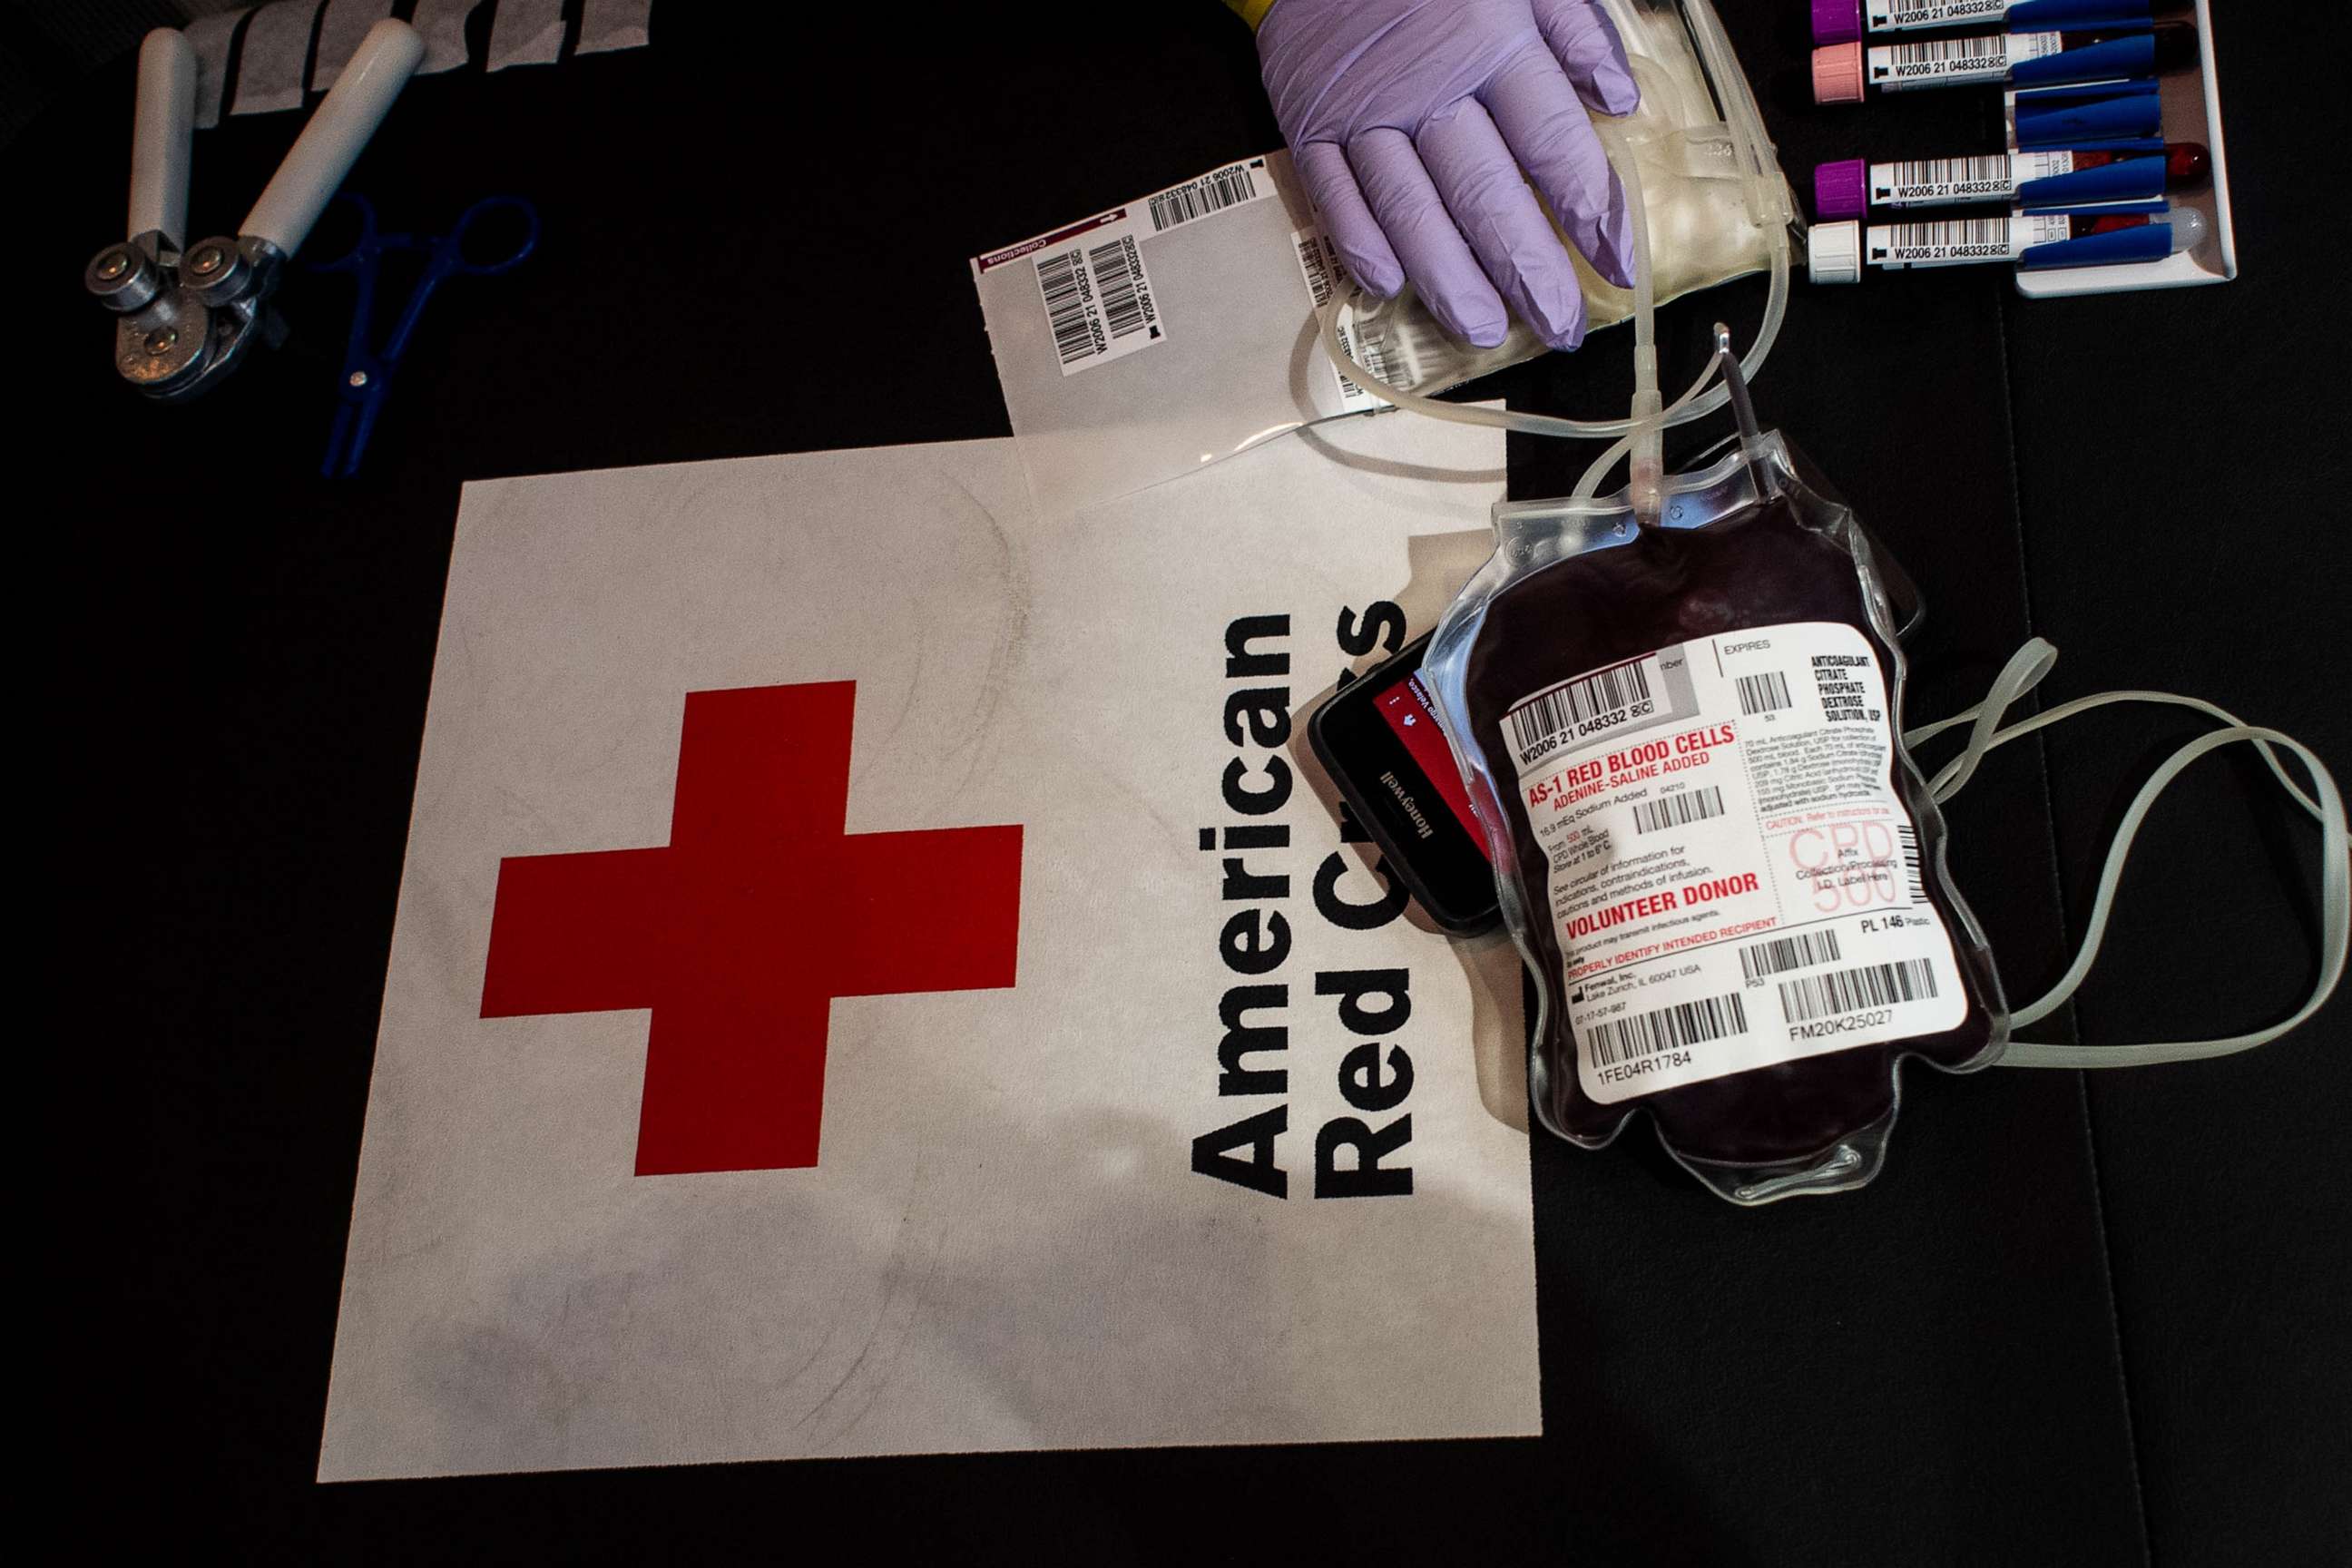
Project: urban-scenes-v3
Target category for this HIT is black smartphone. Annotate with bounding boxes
[1308,632,1500,935]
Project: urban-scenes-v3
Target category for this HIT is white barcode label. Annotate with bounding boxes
[1034,232,1163,376]
[1870,152,2073,206]
[1735,671,1793,715]
[1586,992,1749,1071]
[1295,230,1342,309]
[1291,227,1393,415]
[1867,0,2009,32]
[1865,212,2074,267]
[1149,160,1266,233]
[1090,235,1150,340]
[1632,787,1725,835]
[1868,29,2063,89]
[1779,959,1940,1024]
[1514,622,1969,1104]
[1739,929,1844,985]
[1506,657,1659,768]
[979,155,1273,381]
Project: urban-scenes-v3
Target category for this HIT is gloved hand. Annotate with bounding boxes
[1258,0,1641,351]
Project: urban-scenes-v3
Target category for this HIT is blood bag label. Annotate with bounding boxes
[1502,622,1965,1103]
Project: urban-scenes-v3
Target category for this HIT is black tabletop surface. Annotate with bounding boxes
[31,5,2348,1562]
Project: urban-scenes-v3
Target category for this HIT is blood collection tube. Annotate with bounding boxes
[1811,0,2161,45]
[1813,22,2198,103]
[1807,205,2208,280]
[1814,142,2210,217]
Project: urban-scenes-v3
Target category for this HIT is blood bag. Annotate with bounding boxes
[1420,435,2008,1203]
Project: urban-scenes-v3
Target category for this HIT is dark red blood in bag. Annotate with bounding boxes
[1457,490,2003,1171]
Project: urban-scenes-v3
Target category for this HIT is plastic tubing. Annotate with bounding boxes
[1317,0,1791,475]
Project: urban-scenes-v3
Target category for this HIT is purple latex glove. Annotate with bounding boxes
[1259,0,1641,350]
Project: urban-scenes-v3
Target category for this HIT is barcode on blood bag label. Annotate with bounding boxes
[1507,656,1660,766]
[1739,929,1844,985]
[1034,233,1163,375]
[1632,787,1724,835]
[1779,959,1939,1024]
[1735,671,1793,715]
[1585,992,1749,1069]
[1148,160,1268,233]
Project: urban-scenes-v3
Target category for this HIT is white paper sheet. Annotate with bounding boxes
[318,415,1535,1479]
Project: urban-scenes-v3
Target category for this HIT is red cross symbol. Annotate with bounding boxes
[480,681,1023,1177]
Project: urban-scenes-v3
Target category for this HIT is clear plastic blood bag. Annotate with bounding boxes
[1422,436,2009,1202]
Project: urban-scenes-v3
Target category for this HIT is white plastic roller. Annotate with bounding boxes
[240,18,426,257]
[129,28,196,246]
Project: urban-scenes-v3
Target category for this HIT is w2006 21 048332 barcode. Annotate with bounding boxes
[1087,237,1150,341]
[1889,155,2010,189]
[1888,34,2007,67]
[1888,217,2012,252]
[1508,659,1653,759]
[1036,249,1102,367]
[1148,162,1260,233]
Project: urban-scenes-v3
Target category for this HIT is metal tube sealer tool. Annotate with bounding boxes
[82,20,426,401]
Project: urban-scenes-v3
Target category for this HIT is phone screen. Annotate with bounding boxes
[1307,633,1499,935]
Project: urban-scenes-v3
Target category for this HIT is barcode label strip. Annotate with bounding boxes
[1877,0,2010,27]
[1736,671,1793,716]
[1739,929,1845,985]
[1779,960,1938,1024]
[1888,35,2008,67]
[1508,659,1653,760]
[1632,787,1725,835]
[1296,234,1338,308]
[1888,154,2012,189]
[1148,162,1261,233]
[1088,237,1150,341]
[1036,249,1101,368]
[1898,826,1926,902]
[1890,217,2011,250]
[1587,992,1749,1068]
